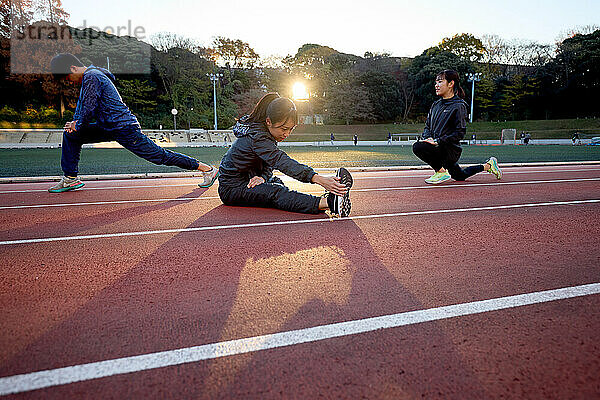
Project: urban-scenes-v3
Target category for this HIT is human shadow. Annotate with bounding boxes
[0,205,489,399]
[0,186,213,242]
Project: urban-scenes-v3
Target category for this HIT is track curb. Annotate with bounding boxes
[0,161,598,184]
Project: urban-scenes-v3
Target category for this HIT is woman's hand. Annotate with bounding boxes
[311,174,348,196]
[247,176,265,188]
[423,138,437,145]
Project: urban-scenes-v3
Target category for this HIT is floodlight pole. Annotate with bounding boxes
[207,73,223,130]
[171,108,178,131]
[466,73,481,123]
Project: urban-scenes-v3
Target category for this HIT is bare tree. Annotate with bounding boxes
[555,24,600,45]
[150,31,197,52]
[481,34,553,76]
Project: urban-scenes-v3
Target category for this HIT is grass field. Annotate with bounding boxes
[3,118,599,141]
[291,118,600,141]
[1,145,599,177]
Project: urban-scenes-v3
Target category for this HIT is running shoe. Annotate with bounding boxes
[199,166,219,188]
[425,171,451,185]
[48,176,84,193]
[486,157,502,179]
[326,167,353,217]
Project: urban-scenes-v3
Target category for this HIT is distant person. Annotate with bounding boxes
[572,132,580,145]
[412,70,502,184]
[48,53,218,193]
[353,134,358,146]
[524,132,531,145]
[330,132,335,145]
[520,131,525,145]
[471,133,476,145]
[217,93,353,217]
[387,132,392,145]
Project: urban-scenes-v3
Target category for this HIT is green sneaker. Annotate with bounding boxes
[425,171,451,185]
[48,176,85,193]
[486,157,502,179]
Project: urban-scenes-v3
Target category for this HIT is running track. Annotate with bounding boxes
[0,164,599,399]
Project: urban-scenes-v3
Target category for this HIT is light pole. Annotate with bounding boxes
[188,107,193,130]
[466,73,481,123]
[207,73,223,130]
[171,108,178,131]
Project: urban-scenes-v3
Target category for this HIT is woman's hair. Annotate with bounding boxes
[50,53,84,79]
[437,70,465,99]
[247,92,298,127]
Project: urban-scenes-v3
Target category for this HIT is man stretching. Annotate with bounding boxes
[48,53,218,192]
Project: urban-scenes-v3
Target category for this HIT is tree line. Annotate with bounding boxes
[1,0,599,129]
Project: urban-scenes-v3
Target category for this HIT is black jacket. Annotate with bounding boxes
[218,115,316,185]
[422,95,468,160]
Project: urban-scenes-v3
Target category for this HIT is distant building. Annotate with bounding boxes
[296,101,323,125]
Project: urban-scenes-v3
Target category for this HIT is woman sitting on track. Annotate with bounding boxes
[412,69,502,184]
[218,93,353,216]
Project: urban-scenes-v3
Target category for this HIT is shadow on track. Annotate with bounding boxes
[0,186,213,242]
[0,205,489,399]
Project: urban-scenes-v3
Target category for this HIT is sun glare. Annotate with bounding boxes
[292,82,309,101]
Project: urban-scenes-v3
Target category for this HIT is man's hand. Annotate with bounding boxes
[247,176,265,188]
[423,138,437,146]
[311,174,348,196]
[64,120,78,133]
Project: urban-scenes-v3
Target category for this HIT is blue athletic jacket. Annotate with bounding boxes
[73,65,140,132]
[218,115,316,185]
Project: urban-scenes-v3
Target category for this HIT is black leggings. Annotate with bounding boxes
[413,141,484,181]
[218,179,322,214]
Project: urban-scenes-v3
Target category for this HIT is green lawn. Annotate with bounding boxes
[291,118,600,141]
[1,145,599,177]
[3,118,599,141]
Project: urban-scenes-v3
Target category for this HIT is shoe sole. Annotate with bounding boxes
[198,170,219,188]
[336,167,353,217]
[48,182,85,193]
[488,158,502,179]
[425,176,451,185]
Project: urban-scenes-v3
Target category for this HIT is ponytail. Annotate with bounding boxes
[437,69,465,99]
[247,93,281,123]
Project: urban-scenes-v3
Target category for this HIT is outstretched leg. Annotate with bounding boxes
[446,157,501,181]
[113,126,202,170]
[219,181,321,214]
[445,162,484,181]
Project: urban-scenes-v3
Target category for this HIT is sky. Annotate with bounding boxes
[61,0,600,58]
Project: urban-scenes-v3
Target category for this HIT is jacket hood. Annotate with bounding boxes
[441,95,468,107]
[86,65,116,82]
[232,115,269,138]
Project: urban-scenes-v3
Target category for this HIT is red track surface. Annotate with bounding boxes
[1,164,599,399]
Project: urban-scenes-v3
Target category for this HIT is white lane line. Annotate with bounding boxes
[2,177,599,211]
[355,168,600,179]
[0,168,598,194]
[0,183,198,194]
[1,199,598,246]
[1,282,598,396]
[352,177,600,193]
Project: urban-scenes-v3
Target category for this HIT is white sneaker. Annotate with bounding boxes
[198,166,219,188]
